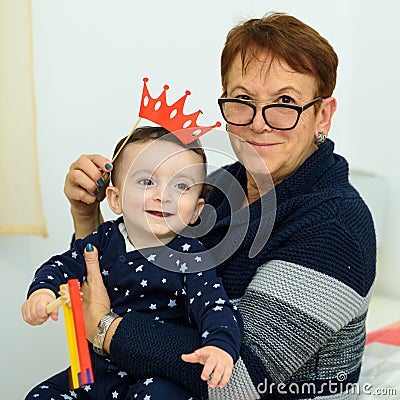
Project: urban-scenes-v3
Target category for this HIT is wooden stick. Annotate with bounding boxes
[46,297,63,314]
[111,117,142,163]
[46,285,70,314]
[100,117,142,185]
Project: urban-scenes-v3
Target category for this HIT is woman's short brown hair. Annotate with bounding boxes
[220,12,338,98]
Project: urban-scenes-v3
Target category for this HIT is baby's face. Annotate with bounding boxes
[119,139,205,246]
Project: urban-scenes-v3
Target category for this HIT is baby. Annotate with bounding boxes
[22,126,242,400]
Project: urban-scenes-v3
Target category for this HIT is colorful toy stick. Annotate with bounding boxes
[46,279,94,389]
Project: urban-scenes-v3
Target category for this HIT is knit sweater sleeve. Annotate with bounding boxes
[110,309,210,399]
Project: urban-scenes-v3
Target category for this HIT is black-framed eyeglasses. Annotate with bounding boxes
[218,97,323,130]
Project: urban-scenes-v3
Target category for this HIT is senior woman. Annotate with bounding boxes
[64,12,376,400]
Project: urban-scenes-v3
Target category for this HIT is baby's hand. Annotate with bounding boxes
[22,289,58,325]
[181,345,233,389]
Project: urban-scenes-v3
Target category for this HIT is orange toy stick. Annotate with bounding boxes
[68,279,94,387]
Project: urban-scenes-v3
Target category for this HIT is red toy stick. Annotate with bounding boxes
[68,279,94,387]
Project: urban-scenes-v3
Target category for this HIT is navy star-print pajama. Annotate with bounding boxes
[25,218,241,399]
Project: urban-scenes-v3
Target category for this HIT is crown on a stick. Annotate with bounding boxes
[139,77,221,144]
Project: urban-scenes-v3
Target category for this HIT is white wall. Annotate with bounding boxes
[2,1,399,398]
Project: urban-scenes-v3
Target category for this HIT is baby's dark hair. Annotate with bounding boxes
[110,126,208,197]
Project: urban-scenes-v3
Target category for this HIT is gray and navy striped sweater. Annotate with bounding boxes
[110,139,376,399]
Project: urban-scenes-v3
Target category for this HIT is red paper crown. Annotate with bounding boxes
[139,77,221,144]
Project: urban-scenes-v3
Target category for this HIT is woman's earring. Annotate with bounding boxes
[315,131,326,145]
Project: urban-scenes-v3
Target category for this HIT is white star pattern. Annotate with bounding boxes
[63,273,68,278]
[61,394,73,399]
[102,269,109,276]
[136,265,143,272]
[162,278,167,283]
[144,395,151,400]
[125,290,130,297]
[83,385,91,392]
[215,298,226,304]
[168,299,177,308]
[197,291,202,297]
[149,304,157,310]
[182,243,191,251]
[144,377,154,385]
[47,275,54,280]
[118,370,127,378]
[213,306,223,311]
[213,283,221,288]
[140,279,148,287]
[54,260,63,266]
[147,254,156,262]
[190,298,194,304]
[71,251,77,259]
[179,263,188,273]
[202,330,210,338]
[197,272,203,276]
[194,256,202,262]
[70,391,77,398]
[112,390,119,398]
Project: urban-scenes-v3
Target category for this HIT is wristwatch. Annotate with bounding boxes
[93,311,119,356]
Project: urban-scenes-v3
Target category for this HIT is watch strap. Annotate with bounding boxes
[93,311,119,356]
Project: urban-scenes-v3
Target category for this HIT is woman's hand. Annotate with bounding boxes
[81,244,111,343]
[64,154,112,238]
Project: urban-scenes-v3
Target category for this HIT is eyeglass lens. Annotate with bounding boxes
[221,101,299,129]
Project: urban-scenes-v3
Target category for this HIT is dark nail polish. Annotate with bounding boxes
[86,243,94,252]
[105,163,112,171]
[97,178,105,187]
[94,188,99,195]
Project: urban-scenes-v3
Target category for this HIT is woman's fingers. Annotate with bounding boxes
[64,154,112,204]
[81,244,111,341]
[84,244,104,285]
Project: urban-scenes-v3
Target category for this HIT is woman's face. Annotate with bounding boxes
[225,52,335,185]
